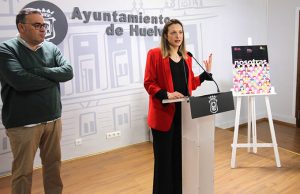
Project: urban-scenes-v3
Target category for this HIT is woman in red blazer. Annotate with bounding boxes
[144,19,213,194]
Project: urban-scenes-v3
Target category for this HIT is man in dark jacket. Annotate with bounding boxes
[0,8,73,194]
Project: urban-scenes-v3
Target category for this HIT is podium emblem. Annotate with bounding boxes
[189,92,234,119]
[208,95,218,113]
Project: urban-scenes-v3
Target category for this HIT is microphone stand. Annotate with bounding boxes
[177,51,190,96]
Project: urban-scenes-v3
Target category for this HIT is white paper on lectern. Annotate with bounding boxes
[162,96,189,104]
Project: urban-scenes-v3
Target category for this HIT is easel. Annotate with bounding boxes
[230,90,281,168]
[230,38,281,168]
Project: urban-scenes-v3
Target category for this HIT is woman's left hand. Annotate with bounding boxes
[203,53,212,73]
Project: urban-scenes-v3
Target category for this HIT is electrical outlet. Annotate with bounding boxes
[106,132,112,139]
[106,131,121,139]
[115,131,121,137]
[75,138,82,146]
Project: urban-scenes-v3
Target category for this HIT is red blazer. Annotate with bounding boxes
[144,48,201,131]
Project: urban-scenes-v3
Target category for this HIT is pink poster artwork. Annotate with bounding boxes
[232,45,271,94]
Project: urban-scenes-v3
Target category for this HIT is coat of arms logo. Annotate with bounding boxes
[39,8,56,41]
[208,95,218,113]
[24,1,68,45]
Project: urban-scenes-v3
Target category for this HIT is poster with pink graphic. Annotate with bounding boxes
[231,45,271,94]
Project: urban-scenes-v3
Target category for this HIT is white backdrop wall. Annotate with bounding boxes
[267,0,300,124]
[0,0,273,176]
[207,0,269,128]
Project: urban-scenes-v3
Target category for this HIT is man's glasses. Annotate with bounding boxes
[22,23,49,30]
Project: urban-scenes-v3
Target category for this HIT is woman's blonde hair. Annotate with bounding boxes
[160,19,187,59]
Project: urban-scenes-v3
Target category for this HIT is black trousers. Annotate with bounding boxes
[151,103,182,194]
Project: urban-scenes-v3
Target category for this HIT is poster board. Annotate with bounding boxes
[231,45,271,94]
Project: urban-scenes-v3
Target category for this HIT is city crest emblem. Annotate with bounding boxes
[208,95,218,113]
[24,1,68,45]
[40,8,56,41]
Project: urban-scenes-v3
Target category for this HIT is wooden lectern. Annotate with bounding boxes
[182,100,215,194]
[163,92,234,194]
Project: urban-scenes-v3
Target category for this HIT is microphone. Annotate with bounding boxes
[177,51,190,96]
[187,51,220,93]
